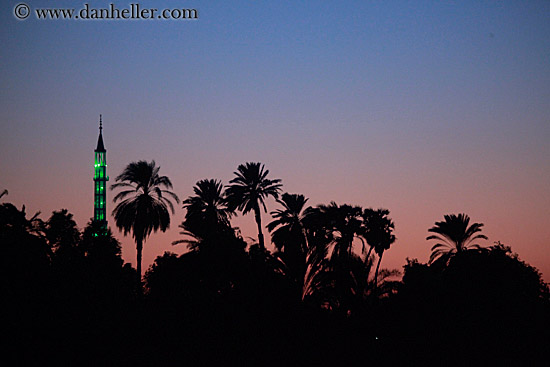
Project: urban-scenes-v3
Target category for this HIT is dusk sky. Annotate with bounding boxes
[1,1,549,279]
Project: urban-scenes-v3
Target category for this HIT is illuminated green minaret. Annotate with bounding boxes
[93,115,108,234]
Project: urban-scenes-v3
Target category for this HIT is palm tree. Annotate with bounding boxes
[315,202,364,260]
[348,249,400,304]
[267,193,309,254]
[427,213,487,265]
[273,204,331,303]
[225,162,282,249]
[186,179,232,224]
[267,193,310,288]
[173,179,234,251]
[299,203,365,312]
[111,160,179,279]
[362,208,395,285]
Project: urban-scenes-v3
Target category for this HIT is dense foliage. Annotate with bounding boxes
[2,163,549,365]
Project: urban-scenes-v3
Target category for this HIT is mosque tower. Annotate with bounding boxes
[93,115,108,234]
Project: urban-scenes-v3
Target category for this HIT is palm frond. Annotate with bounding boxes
[427,213,487,265]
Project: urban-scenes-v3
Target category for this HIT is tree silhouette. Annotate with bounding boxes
[111,160,179,279]
[400,244,550,364]
[174,179,234,251]
[427,213,487,265]
[362,208,396,285]
[185,179,233,228]
[0,203,53,367]
[267,193,311,288]
[299,205,334,302]
[81,220,138,305]
[299,203,366,312]
[310,202,364,260]
[170,179,250,308]
[268,193,309,252]
[80,220,123,269]
[225,162,282,250]
[0,202,50,297]
[45,209,81,261]
[346,252,400,312]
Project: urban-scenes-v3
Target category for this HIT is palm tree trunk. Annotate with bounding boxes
[254,206,265,249]
[366,245,374,261]
[136,237,143,285]
[374,251,383,288]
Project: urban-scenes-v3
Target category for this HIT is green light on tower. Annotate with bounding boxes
[93,115,108,235]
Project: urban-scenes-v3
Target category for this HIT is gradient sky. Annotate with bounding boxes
[1,1,549,279]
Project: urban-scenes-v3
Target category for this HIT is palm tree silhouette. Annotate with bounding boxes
[267,193,309,254]
[111,160,179,279]
[347,251,399,308]
[186,179,232,224]
[271,202,332,302]
[173,179,234,251]
[299,203,365,312]
[362,208,395,285]
[427,213,487,265]
[267,193,311,289]
[225,162,282,249]
[315,202,364,259]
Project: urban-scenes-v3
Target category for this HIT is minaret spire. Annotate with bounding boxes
[93,115,108,235]
[96,115,105,152]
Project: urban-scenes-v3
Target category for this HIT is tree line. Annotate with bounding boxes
[2,161,549,365]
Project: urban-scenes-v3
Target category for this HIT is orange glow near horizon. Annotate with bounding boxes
[1,1,548,280]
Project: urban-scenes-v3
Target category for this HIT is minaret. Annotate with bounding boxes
[93,115,109,234]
